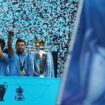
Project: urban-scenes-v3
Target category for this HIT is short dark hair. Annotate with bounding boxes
[0,38,5,50]
[16,39,26,45]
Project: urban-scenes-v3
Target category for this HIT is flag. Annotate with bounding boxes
[58,0,105,105]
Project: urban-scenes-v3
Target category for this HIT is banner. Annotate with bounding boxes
[0,77,61,105]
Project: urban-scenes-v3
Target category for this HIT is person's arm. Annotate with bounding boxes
[0,44,4,60]
[8,28,14,57]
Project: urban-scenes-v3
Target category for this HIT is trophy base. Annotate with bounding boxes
[40,75,44,78]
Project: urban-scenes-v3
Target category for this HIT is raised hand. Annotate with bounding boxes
[8,27,14,37]
[7,27,14,57]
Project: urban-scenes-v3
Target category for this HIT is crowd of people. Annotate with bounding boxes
[0,28,54,77]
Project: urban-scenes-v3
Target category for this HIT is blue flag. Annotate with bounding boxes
[58,0,105,105]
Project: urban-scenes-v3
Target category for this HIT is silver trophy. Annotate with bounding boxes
[34,37,47,77]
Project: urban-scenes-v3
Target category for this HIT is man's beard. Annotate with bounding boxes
[16,50,24,55]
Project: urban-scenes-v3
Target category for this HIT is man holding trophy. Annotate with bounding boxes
[7,28,54,77]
